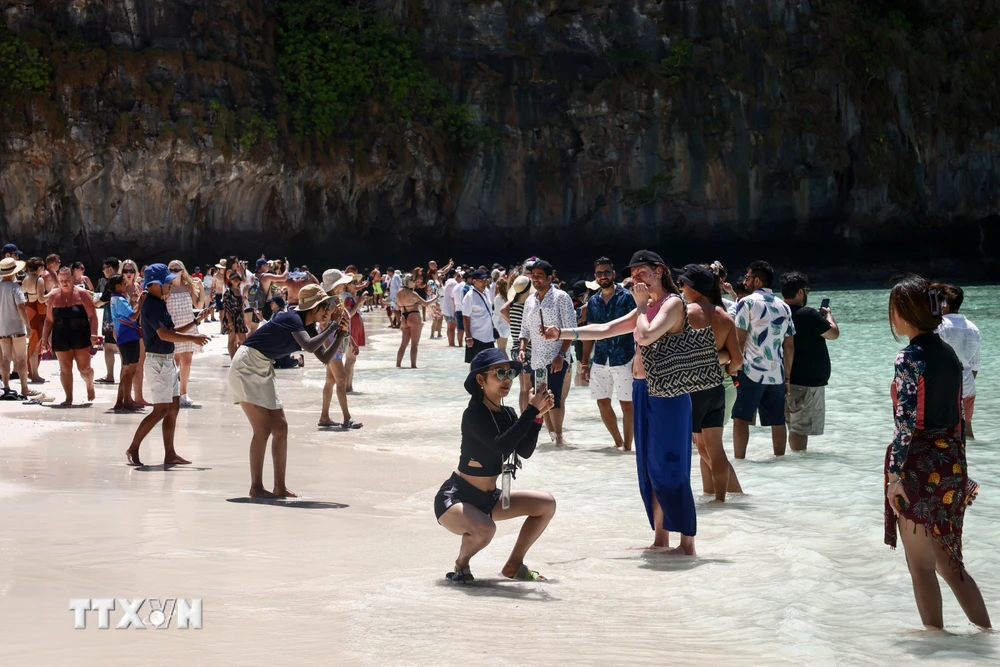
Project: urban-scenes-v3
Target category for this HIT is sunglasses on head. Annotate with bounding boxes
[485,368,518,381]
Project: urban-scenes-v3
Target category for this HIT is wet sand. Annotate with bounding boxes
[1,293,998,666]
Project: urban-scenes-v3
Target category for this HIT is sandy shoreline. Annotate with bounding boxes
[1,305,997,666]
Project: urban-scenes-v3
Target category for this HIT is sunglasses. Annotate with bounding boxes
[122,269,136,274]
[594,270,613,277]
[486,369,519,381]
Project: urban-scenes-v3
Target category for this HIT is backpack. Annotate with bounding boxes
[247,277,267,311]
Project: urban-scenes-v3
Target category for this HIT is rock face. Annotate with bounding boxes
[0,0,998,267]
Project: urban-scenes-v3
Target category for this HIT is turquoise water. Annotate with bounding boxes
[326,288,1000,664]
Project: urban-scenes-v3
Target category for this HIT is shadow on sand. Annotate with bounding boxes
[435,576,560,601]
[226,497,349,509]
[132,464,213,472]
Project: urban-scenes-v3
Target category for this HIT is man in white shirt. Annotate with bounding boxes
[388,268,402,328]
[451,272,466,346]
[937,285,981,439]
[441,269,458,346]
[461,270,496,363]
[518,260,577,445]
[732,261,796,458]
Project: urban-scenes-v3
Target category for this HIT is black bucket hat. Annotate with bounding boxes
[677,264,717,297]
[464,348,523,395]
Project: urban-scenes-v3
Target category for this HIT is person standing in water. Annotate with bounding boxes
[676,264,744,502]
[936,285,981,440]
[435,348,556,584]
[731,261,795,458]
[583,257,636,450]
[230,284,346,497]
[884,276,990,631]
[125,264,211,466]
[543,250,696,554]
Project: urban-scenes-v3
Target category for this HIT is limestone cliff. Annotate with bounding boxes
[0,0,998,268]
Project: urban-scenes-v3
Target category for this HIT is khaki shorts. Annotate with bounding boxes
[785,385,826,436]
[145,353,180,405]
[229,345,281,410]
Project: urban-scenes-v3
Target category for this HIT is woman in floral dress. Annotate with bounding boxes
[884,276,990,630]
[222,272,248,359]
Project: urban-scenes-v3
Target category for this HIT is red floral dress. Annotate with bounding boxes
[884,335,978,572]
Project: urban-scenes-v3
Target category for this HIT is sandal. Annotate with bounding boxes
[507,564,546,581]
[445,568,475,585]
[341,419,363,430]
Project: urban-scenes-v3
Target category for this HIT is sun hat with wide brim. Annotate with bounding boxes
[464,348,523,395]
[322,268,354,293]
[506,275,535,302]
[0,257,26,276]
[215,258,228,269]
[295,284,332,311]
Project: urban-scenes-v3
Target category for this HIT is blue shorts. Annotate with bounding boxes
[455,311,464,331]
[731,370,786,426]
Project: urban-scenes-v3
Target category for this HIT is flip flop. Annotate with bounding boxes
[341,419,363,430]
[507,564,546,581]
[94,378,116,384]
[317,421,338,428]
[445,568,475,585]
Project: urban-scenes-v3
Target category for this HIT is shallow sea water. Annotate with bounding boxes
[325,288,1000,665]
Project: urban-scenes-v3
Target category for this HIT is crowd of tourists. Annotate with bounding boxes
[0,240,989,629]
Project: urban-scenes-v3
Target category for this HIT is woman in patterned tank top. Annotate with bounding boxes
[541,250,698,555]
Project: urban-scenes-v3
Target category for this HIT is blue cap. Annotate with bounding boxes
[256,258,269,271]
[2,243,22,256]
[464,348,522,394]
[143,263,179,287]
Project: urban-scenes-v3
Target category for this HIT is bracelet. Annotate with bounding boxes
[573,328,579,341]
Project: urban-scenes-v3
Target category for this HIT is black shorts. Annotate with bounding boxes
[732,370,786,426]
[118,339,140,366]
[529,358,569,408]
[691,384,726,433]
[464,338,495,363]
[434,472,501,521]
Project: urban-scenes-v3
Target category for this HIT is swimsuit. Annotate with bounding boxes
[51,304,91,352]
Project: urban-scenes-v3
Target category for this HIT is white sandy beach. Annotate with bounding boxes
[1,289,998,666]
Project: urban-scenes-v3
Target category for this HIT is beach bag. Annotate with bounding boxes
[640,296,723,398]
[247,277,266,312]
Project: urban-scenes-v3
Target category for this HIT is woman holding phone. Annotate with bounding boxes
[230,284,348,498]
[166,260,205,406]
[435,348,556,584]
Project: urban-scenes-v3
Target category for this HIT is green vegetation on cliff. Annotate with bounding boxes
[273,0,481,146]
[0,28,49,93]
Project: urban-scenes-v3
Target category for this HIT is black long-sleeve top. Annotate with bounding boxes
[458,402,542,476]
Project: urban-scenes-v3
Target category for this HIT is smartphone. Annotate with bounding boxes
[820,298,831,310]
[534,366,548,392]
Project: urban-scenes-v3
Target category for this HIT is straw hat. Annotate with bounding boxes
[322,268,353,293]
[506,275,535,302]
[295,284,332,311]
[215,258,227,269]
[0,257,26,276]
